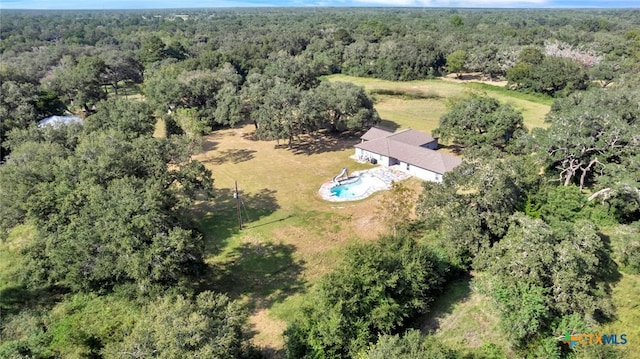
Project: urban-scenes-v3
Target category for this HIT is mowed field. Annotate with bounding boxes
[192,76,554,355]
[325,74,554,132]
[192,126,393,352]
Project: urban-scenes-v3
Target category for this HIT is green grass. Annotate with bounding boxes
[370,88,442,100]
[421,277,508,357]
[326,74,551,131]
[190,125,388,351]
[595,225,640,359]
[0,224,35,314]
[464,82,554,106]
[596,273,640,359]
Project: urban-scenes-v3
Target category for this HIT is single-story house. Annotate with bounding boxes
[354,127,461,183]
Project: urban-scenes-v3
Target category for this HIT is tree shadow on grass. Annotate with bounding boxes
[242,131,259,141]
[194,187,280,258]
[592,232,622,324]
[203,148,257,165]
[377,119,400,132]
[201,138,219,152]
[438,143,465,155]
[212,242,306,310]
[0,285,67,316]
[286,131,362,156]
[419,276,472,333]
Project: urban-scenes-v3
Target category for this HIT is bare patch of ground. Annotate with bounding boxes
[442,72,508,87]
[249,308,286,358]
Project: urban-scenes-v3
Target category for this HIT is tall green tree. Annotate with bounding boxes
[434,96,526,151]
[84,98,155,139]
[104,291,247,358]
[532,78,640,195]
[0,81,39,160]
[0,141,68,239]
[507,55,589,96]
[145,64,243,130]
[254,83,303,145]
[101,50,143,94]
[304,81,380,132]
[3,129,213,293]
[446,49,468,79]
[417,155,542,268]
[285,235,449,358]
[139,35,167,66]
[475,213,615,347]
[50,56,107,112]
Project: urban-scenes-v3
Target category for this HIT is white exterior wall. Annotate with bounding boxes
[356,149,391,166]
[400,162,443,183]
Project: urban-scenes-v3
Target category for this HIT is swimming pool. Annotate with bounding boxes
[321,173,389,201]
[330,177,369,199]
[318,167,410,202]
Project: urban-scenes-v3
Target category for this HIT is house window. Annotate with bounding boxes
[406,163,410,171]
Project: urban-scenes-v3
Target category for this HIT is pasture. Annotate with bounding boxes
[325,74,553,132]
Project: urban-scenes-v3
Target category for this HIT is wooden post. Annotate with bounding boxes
[235,181,243,230]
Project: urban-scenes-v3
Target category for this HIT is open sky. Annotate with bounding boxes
[1,0,638,9]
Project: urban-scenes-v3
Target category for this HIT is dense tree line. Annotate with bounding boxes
[2,8,638,162]
[2,8,639,108]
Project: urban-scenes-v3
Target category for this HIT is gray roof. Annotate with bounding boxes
[356,128,461,174]
[361,127,437,147]
[360,126,394,141]
[387,129,437,147]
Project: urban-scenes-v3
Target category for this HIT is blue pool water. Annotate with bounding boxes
[330,177,369,199]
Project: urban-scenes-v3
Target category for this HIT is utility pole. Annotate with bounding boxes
[235,181,243,230]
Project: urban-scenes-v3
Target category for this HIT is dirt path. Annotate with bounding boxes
[442,72,508,87]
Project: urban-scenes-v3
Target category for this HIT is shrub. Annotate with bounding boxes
[284,235,450,358]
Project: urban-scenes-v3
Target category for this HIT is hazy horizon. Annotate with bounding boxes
[1,0,638,10]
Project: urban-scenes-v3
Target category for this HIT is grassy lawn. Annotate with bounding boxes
[420,277,508,357]
[191,125,389,352]
[0,225,35,314]
[595,225,640,359]
[597,272,640,359]
[325,74,552,131]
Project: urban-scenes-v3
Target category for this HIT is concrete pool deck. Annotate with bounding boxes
[318,166,411,202]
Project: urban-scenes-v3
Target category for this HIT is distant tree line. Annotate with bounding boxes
[2,8,640,159]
